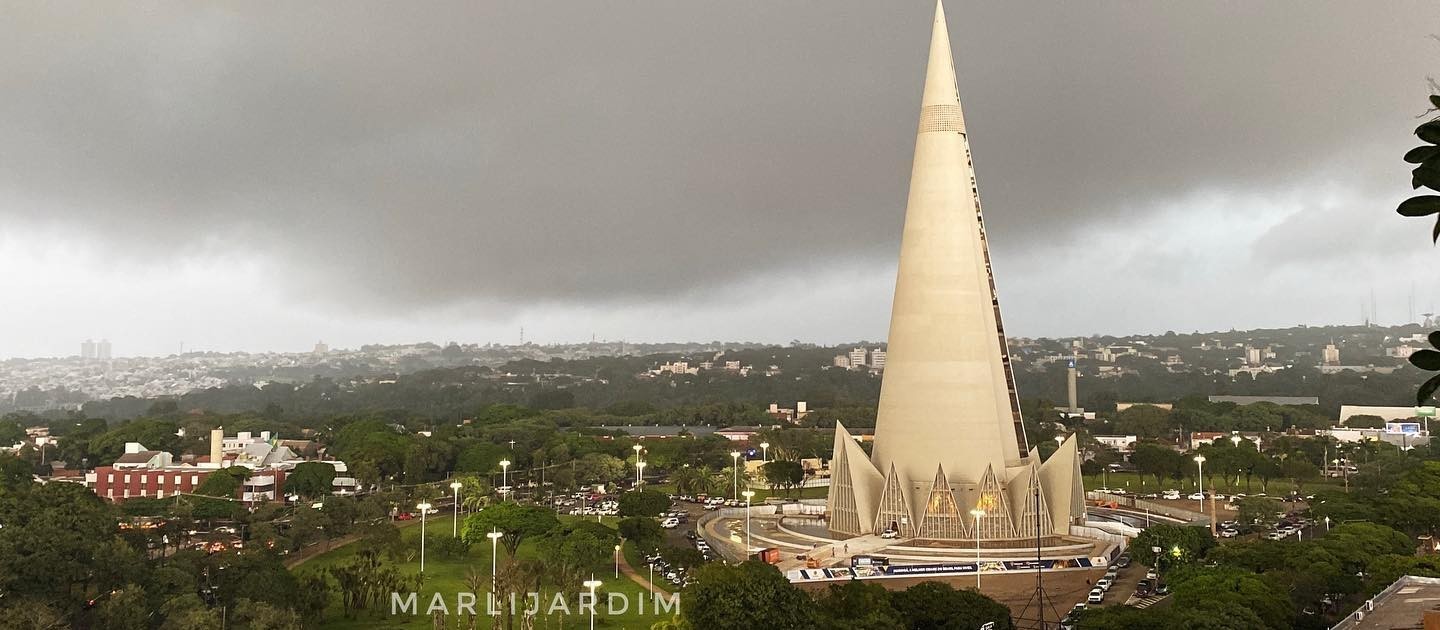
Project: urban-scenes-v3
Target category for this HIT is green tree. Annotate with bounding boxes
[617,516,664,550]
[1235,496,1283,529]
[670,465,708,496]
[0,481,119,610]
[460,502,559,556]
[231,598,304,630]
[1130,524,1215,571]
[889,581,1014,630]
[812,580,906,630]
[1169,567,1293,630]
[1345,414,1387,428]
[94,583,149,630]
[284,461,336,500]
[1132,442,1184,489]
[682,562,817,629]
[1112,405,1173,438]
[760,460,805,498]
[618,489,671,517]
[534,521,615,589]
[573,453,626,486]
[193,466,251,499]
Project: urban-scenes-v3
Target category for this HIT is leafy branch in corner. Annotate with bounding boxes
[1412,331,1440,405]
[1399,93,1440,242]
[1402,90,1440,405]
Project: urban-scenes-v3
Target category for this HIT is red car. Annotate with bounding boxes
[396,512,414,521]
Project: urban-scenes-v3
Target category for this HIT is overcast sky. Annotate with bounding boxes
[2,1,1439,358]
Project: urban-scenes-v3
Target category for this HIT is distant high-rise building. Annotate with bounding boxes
[1245,346,1262,366]
[869,349,887,370]
[833,354,852,369]
[1323,343,1341,366]
[313,341,329,355]
[81,339,96,360]
[1067,357,1079,413]
[97,339,112,361]
[848,347,868,369]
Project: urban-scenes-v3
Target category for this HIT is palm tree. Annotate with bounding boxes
[670,465,707,496]
[458,476,491,514]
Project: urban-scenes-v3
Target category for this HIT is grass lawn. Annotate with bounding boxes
[299,515,678,629]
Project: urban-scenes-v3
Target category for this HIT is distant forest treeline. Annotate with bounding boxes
[15,341,1425,429]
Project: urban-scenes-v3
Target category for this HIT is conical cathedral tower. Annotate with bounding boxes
[825,1,1084,544]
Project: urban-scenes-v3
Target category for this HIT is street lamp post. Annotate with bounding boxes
[633,444,644,489]
[760,442,770,464]
[742,490,755,554]
[486,530,503,612]
[416,502,432,573]
[614,544,622,578]
[583,577,602,630]
[500,460,511,501]
[969,508,985,590]
[730,451,741,499]
[449,481,462,537]
[1231,435,1243,489]
[1194,455,1213,535]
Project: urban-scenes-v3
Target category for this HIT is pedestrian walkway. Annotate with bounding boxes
[618,547,672,598]
[1124,593,1167,609]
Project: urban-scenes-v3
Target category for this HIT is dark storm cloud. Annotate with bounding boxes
[0,1,1436,316]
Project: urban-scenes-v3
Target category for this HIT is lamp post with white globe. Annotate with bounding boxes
[1195,455,1213,534]
[742,490,755,553]
[486,530,503,611]
[583,577,602,630]
[730,451,740,499]
[449,481,462,537]
[499,460,511,501]
[760,442,770,464]
[970,508,985,590]
[416,502,433,572]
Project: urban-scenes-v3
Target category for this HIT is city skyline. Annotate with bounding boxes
[1,2,1438,358]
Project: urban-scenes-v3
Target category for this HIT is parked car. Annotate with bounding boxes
[660,517,679,529]
[1096,577,1113,592]
[1087,588,1104,604]
[1136,579,1154,597]
[1220,529,1238,538]
[1114,555,1132,568]
[1188,492,1205,500]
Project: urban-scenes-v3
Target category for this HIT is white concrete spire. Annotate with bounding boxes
[921,0,960,110]
[869,0,1024,518]
[825,2,1070,544]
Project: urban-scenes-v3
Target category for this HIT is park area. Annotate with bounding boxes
[292,513,678,629]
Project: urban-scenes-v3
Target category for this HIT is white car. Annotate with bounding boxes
[1162,491,1181,500]
[1220,529,1238,538]
[660,517,679,529]
[1096,577,1112,592]
[881,529,899,539]
[1087,588,1104,604]
[1145,569,1157,580]
[1188,492,1205,500]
